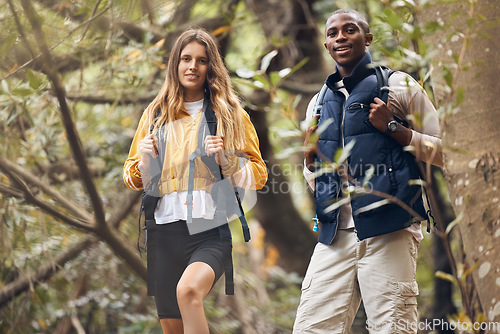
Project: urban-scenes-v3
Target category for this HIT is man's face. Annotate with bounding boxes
[324,13,372,77]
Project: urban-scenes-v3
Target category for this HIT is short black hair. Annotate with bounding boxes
[327,9,370,34]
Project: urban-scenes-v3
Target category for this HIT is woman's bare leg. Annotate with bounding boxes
[159,318,183,334]
[176,262,216,334]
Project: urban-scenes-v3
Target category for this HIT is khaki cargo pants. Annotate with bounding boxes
[293,229,420,334]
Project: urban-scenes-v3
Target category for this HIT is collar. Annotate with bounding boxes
[325,52,374,94]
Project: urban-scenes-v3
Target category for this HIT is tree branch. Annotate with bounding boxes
[0,157,93,222]
[20,0,107,227]
[7,0,35,59]
[65,92,155,105]
[0,162,94,232]
[0,236,96,308]
[108,191,142,228]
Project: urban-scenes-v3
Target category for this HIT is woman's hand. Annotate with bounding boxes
[204,135,229,166]
[138,134,158,172]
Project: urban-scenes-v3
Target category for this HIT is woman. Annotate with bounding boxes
[123,28,267,334]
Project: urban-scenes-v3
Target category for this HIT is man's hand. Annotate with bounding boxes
[305,114,321,171]
[204,135,229,166]
[369,97,394,133]
[369,97,412,146]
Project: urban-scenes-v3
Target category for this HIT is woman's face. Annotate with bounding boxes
[178,41,208,101]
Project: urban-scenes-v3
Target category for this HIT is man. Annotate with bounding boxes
[293,9,443,334]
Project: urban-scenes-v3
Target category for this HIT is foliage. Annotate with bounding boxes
[0,0,491,332]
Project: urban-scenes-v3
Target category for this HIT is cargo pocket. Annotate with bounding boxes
[394,281,419,332]
[294,276,314,330]
[398,281,419,306]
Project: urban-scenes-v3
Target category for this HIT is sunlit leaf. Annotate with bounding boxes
[363,166,375,187]
[324,196,351,214]
[236,68,255,79]
[334,140,355,165]
[213,25,231,36]
[435,271,457,285]
[260,50,278,73]
[153,38,165,48]
[353,199,391,215]
[445,210,464,235]
[316,118,334,136]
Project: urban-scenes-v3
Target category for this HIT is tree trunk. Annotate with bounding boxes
[248,90,316,274]
[427,0,500,325]
[243,0,329,274]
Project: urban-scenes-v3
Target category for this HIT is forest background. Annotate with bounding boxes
[0,0,499,333]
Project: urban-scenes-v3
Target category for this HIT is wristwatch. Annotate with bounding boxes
[385,120,398,135]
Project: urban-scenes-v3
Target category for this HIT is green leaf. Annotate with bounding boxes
[460,262,479,283]
[408,179,426,187]
[445,210,464,235]
[382,8,403,30]
[252,74,269,90]
[333,140,355,165]
[442,67,453,88]
[269,71,281,87]
[26,69,42,90]
[424,21,442,34]
[455,87,465,106]
[435,271,457,285]
[353,199,391,215]
[12,87,33,97]
[363,166,375,187]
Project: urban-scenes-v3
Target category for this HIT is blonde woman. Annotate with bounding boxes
[123,28,267,334]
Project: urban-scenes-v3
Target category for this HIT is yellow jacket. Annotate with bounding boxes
[123,107,267,195]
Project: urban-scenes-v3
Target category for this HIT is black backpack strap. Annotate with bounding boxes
[137,108,163,254]
[198,98,222,178]
[374,65,390,104]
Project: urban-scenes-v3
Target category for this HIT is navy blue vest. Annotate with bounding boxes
[315,53,426,244]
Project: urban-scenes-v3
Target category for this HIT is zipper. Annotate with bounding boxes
[346,102,369,110]
[341,100,346,149]
[336,99,346,237]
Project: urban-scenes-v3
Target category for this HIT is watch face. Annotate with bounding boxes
[389,121,398,132]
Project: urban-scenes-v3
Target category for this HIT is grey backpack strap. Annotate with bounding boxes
[314,84,329,116]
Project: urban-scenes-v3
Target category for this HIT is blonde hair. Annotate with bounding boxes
[143,28,245,150]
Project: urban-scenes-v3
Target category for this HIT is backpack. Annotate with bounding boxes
[312,66,435,232]
[137,95,249,295]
